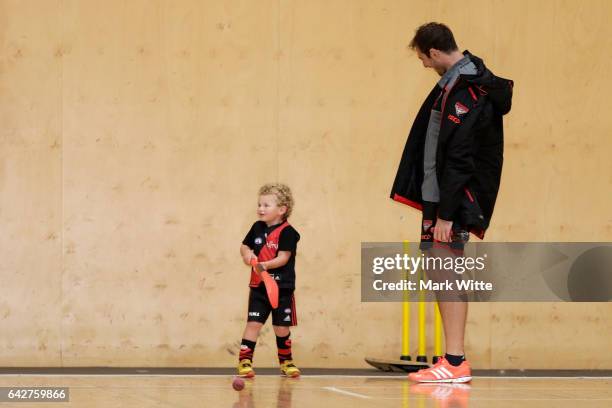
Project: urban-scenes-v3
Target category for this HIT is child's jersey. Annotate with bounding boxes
[242,221,300,289]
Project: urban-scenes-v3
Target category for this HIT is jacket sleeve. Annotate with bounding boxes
[437,104,481,221]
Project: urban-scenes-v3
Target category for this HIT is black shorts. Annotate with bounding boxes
[419,201,469,252]
[247,286,297,326]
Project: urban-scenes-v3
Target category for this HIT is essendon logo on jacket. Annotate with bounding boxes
[455,102,469,116]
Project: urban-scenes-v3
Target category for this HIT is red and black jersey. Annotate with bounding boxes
[242,221,300,289]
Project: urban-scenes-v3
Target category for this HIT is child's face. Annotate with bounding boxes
[257,194,286,224]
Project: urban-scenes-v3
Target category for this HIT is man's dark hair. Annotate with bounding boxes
[409,22,458,57]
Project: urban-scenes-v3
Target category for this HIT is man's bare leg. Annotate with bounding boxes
[424,245,468,357]
[438,301,467,355]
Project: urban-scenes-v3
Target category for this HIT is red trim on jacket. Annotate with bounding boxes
[475,84,488,95]
[468,86,477,101]
[469,227,485,240]
[392,193,423,210]
[464,188,474,203]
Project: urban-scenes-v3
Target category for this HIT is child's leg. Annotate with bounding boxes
[243,321,263,342]
[273,325,290,337]
[237,288,270,378]
[273,325,292,361]
[241,287,270,363]
[270,290,300,377]
[240,322,263,362]
[271,289,297,364]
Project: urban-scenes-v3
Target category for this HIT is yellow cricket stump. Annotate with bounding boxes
[433,302,443,363]
[405,240,445,364]
[417,267,427,362]
[366,240,444,371]
[401,240,411,360]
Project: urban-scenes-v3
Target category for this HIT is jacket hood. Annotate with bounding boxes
[462,50,514,115]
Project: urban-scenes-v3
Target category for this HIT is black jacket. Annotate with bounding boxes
[390,50,513,239]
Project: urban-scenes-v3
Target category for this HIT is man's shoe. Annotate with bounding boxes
[408,357,471,383]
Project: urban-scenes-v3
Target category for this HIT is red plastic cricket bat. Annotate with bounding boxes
[250,258,279,309]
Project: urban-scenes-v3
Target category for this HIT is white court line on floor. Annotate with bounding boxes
[323,386,371,399]
[476,376,612,380]
[374,397,612,401]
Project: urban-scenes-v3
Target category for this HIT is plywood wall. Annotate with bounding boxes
[0,0,610,368]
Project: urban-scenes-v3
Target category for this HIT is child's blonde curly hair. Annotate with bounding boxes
[259,183,294,220]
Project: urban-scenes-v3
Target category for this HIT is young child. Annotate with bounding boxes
[237,183,301,378]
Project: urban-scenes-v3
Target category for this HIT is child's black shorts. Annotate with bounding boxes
[247,285,297,326]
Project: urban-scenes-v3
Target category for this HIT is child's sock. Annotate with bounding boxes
[444,353,465,367]
[239,339,256,361]
[276,333,293,363]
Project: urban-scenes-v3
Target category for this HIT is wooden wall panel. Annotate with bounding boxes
[0,0,63,365]
[0,0,610,368]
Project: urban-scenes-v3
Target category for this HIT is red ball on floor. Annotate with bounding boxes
[232,376,245,391]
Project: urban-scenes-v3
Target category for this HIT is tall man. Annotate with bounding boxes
[391,22,514,382]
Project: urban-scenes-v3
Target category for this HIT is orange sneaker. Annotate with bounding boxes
[408,357,472,383]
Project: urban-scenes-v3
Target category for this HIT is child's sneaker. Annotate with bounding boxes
[279,360,301,377]
[408,357,471,383]
[237,359,255,378]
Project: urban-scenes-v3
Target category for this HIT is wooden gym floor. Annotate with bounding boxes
[0,371,610,407]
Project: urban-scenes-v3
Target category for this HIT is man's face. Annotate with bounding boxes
[416,48,446,77]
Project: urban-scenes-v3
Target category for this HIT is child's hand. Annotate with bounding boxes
[243,252,256,266]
